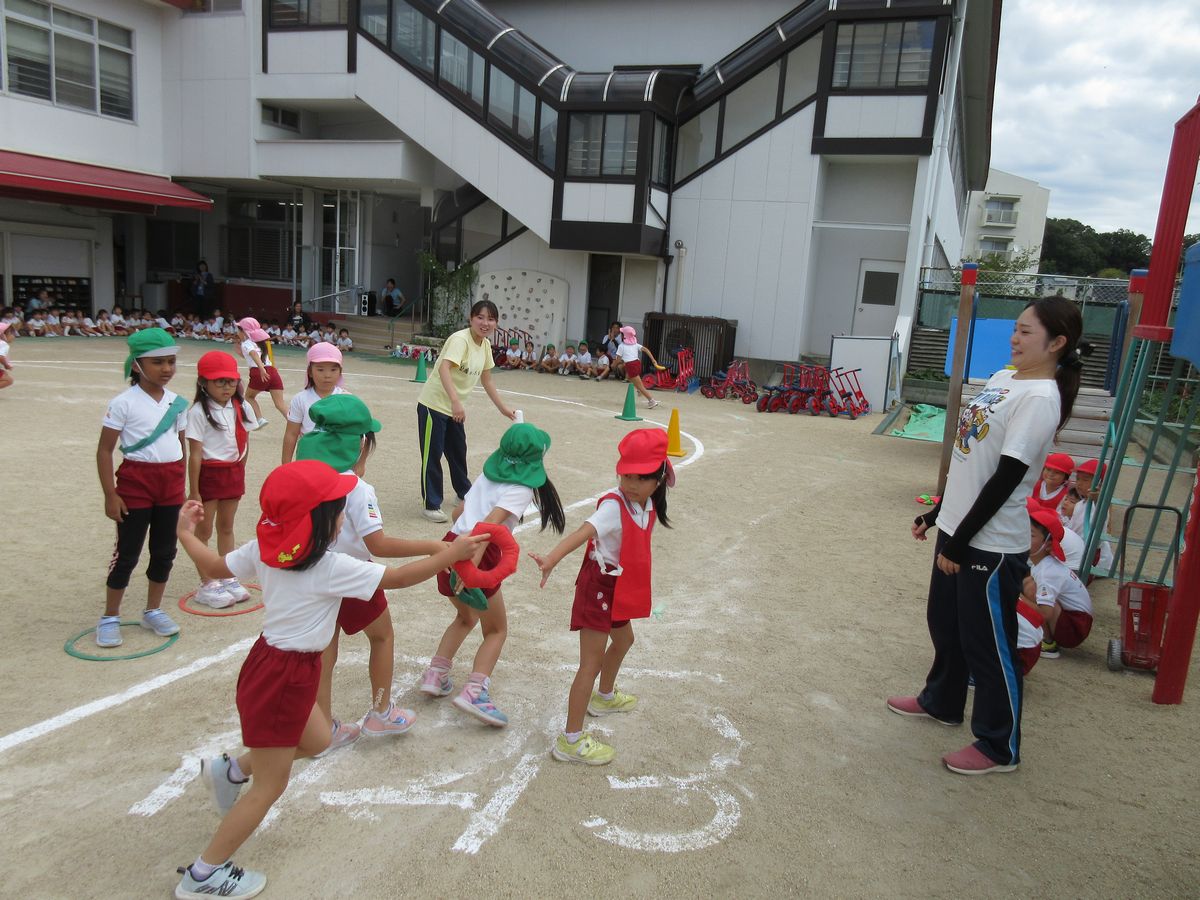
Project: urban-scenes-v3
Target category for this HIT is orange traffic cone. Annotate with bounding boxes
[666,408,685,457]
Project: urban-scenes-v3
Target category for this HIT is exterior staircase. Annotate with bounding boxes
[325,314,429,357]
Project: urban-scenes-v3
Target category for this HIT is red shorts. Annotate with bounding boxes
[198,460,246,502]
[336,588,388,635]
[623,359,642,379]
[247,366,284,392]
[1054,609,1093,648]
[236,635,322,748]
[116,458,186,509]
[571,555,629,633]
[1018,646,1040,676]
[436,529,503,600]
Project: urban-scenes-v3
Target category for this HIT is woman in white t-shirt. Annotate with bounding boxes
[419,423,564,728]
[888,295,1090,776]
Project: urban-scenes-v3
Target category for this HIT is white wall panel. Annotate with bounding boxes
[266,32,348,75]
[724,200,763,335]
[561,183,589,221]
[602,184,635,222]
[824,95,927,139]
[731,138,770,203]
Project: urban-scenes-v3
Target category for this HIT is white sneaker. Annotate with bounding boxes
[647,399,660,409]
[95,616,123,648]
[195,580,235,609]
[200,753,245,814]
[255,417,270,429]
[175,860,265,899]
[220,578,252,603]
[141,608,180,636]
[422,507,449,524]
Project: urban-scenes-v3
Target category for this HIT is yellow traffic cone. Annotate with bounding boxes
[614,384,642,421]
[411,351,428,384]
[666,408,685,457]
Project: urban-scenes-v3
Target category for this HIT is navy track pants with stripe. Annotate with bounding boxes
[917,531,1030,766]
[417,402,471,512]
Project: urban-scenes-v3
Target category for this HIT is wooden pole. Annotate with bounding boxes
[937,263,978,494]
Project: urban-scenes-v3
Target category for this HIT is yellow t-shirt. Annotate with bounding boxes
[417,327,494,415]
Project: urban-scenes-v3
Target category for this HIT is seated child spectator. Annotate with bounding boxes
[336,328,354,352]
[592,347,611,380]
[78,310,102,336]
[1015,599,1044,676]
[539,343,558,373]
[222,319,238,342]
[1029,452,1074,512]
[320,325,337,345]
[155,310,175,334]
[280,324,299,346]
[171,311,186,332]
[520,339,537,370]
[23,311,46,337]
[504,337,521,368]
[1,308,19,330]
[266,320,281,340]
[1024,506,1093,658]
[95,310,116,335]
[61,308,80,335]
[1062,459,1114,574]
[44,308,62,336]
[558,343,578,375]
[307,326,322,347]
[574,341,593,378]
[0,321,12,389]
[110,306,130,335]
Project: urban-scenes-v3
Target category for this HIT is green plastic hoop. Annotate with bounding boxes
[64,621,180,662]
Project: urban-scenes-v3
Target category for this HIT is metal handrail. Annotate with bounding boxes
[304,285,365,316]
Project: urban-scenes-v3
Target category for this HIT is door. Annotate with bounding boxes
[320,190,361,297]
[586,254,622,343]
[852,259,903,336]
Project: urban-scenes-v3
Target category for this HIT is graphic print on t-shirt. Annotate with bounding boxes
[956,386,1009,454]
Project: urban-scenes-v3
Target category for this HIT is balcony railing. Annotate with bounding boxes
[982,207,1018,226]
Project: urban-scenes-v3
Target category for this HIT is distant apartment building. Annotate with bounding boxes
[962,168,1050,273]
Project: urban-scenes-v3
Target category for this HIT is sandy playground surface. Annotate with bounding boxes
[0,337,1198,898]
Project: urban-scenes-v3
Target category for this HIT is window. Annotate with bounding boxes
[223,196,300,283]
[268,0,346,27]
[984,198,1018,225]
[650,117,670,185]
[674,104,718,182]
[487,67,535,149]
[782,36,820,110]
[358,0,387,42]
[832,19,935,89]
[182,0,242,12]
[439,32,484,109]
[391,0,434,72]
[147,221,201,274]
[566,113,638,178]
[262,104,300,130]
[537,104,558,169]
[3,1,134,119]
[979,238,1012,259]
[721,61,780,150]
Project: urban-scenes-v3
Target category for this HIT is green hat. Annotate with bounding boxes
[124,327,179,378]
[509,337,519,345]
[482,423,551,488]
[296,394,382,473]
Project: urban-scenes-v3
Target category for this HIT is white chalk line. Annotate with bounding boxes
[451,752,544,854]
[127,728,239,817]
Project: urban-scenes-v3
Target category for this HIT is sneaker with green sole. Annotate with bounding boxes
[587,688,637,716]
[551,732,615,766]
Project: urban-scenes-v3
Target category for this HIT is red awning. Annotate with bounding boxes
[0,150,212,215]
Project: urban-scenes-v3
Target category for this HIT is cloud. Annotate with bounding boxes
[990,0,1200,239]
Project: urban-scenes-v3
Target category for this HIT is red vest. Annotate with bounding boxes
[592,491,655,620]
[1029,478,1068,511]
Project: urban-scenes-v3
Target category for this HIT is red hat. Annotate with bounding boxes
[197,350,240,381]
[256,460,357,568]
[1027,502,1066,562]
[1043,452,1075,475]
[615,428,675,486]
[1075,458,1106,478]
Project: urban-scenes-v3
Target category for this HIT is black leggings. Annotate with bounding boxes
[106,504,181,590]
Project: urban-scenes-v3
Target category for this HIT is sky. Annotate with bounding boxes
[989,0,1200,240]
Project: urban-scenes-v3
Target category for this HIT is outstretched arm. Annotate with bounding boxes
[378,532,489,590]
[528,522,596,588]
[363,530,448,559]
[480,369,516,420]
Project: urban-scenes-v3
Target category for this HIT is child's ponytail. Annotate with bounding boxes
[649,463,671,528]
[533,475,566,533]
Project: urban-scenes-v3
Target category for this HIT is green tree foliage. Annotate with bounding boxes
[1039,219,1167,276]
[418,253,479,338]
[1098,228,1152,274]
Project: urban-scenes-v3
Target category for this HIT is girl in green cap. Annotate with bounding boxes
[419,422,565,727]
[297,394,456,748]
[94,327,189,649]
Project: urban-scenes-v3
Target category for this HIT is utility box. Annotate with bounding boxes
[642,313,738,379]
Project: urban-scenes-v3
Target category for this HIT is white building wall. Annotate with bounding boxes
[473,230,589,340]
[961,168,1050,270]
[485,0,799,70]
[669,105,818,361]
[823,96,926,140]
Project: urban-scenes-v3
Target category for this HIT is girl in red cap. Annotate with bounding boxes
[1029,451,1074,512]
[184,351,259,609]
[530,427,675,765]
[236,317,286,427]
[889,296,1091,776]
[1023,506,1092,658]
[173,460,486,900]
[1062,458,1113,575]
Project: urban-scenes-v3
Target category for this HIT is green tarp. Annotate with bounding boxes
[891,404,946,442]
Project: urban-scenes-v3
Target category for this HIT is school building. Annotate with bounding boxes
[0,0,1000,362]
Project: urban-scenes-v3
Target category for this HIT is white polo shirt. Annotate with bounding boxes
[586,489,653,576]
[1031,554,1092,615]
[287,385,348,435]
[576,350,593,366]
[102,385,187,463]
[331,475,384,561]
[451,474,534,536]
[240,338,265,369]
[0,339,9,361]
[226,541,385,651]
[616,342,641,364]
[185,399,256,462]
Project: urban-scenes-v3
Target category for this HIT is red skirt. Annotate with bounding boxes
[571,555,629,633]
[336,588,388,635]
[236,635,322,748]
[247,365,284,392]
[623,359,643,379]
[198,459,246,502]
[436,529,503,600]
[116,458,186,509]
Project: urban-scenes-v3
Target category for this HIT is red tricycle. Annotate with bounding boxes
[1107,504,1183,672]
[701,359,758,403]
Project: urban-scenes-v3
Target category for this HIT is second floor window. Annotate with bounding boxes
[832,19,935,90]
[566,113,639,178]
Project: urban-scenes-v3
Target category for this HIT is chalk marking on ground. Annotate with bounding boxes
[0,637,256,757]
[451,752,543,854]
[127,728,240,817]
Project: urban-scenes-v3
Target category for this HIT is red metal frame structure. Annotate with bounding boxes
[1136,96,1200,704]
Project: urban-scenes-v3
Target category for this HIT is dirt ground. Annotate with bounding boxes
[0,337,1197,899]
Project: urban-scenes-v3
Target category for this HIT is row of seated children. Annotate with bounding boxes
[498,339,617,379]
[167,313,354,352]
[274,321,354,352]
[2,304,173,337]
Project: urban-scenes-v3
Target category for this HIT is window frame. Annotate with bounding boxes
[564,111,640,182]
[830,18,935,93]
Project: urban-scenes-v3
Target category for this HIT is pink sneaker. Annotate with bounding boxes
[885,695,961,726]
[419,666,453,697]
[316,718,360,757]
[362,704,416,737]
[942,743,1018,775]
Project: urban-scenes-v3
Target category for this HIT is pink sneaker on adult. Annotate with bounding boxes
[885,695,961,726]
[942,744,1018,775]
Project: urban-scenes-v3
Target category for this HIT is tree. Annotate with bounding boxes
[1039,218,1104,275]
[960,247,1042,295]
[1098,228,1151,273]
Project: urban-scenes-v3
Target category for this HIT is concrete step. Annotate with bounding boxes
[327,315,428,355]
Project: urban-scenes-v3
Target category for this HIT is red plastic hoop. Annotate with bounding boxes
[452,523,519,589]
[178,584,264,617]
